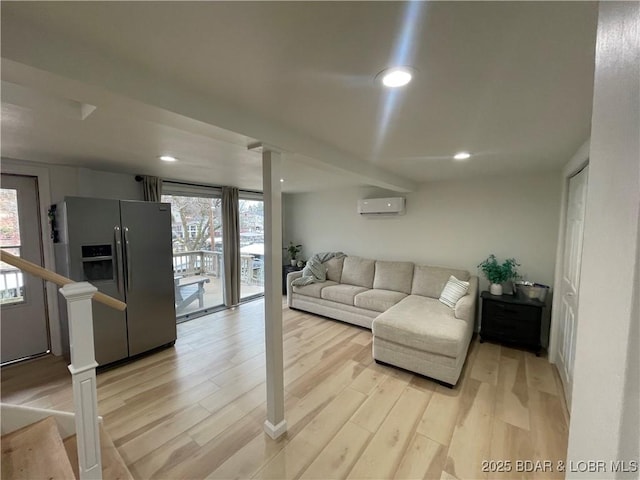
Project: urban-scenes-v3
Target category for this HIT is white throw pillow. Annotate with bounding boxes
[439,275,469,308]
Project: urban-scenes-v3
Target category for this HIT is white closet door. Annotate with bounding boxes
[557,166,588,408]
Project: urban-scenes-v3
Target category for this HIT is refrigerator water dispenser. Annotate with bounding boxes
[81,244,114,282]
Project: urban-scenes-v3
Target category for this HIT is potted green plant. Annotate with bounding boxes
[285,242,302,266]
[477,254,520,295]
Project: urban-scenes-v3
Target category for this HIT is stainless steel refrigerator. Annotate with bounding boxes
[54,197,176,366]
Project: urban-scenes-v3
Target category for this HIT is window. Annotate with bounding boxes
[0,188,24,304]
[162,182,264,321]
[162,185,224,320]
[239,197,264,300]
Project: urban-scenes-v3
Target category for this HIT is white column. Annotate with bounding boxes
[59,282,102,480]
[262,149,287,439]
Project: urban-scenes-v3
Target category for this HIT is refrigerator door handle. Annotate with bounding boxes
[114,225,125,295]
[124,226,132,293]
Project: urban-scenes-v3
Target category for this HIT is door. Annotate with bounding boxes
[63,197,129,365]
[239,197,264,300]
[162,193,225,319]
[0,174,49,364]
[557,166,588,408]
[120,201,176,356]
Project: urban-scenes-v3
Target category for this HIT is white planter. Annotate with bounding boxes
[290,259,297,266]
[490,283,503,295]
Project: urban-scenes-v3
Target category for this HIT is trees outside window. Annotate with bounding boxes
[162,195,221,252]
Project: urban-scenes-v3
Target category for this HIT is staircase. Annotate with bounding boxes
[1,411,132,480]
[2,417,75,479]
[0,250,130,479]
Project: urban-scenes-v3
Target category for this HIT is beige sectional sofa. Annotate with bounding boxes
[287,255,478,386]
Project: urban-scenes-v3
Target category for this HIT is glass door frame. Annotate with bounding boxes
[162,182,225,322]
[239,191,265,303]
[162,182,265,320]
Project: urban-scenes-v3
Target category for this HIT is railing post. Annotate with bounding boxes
[59,282,102,480]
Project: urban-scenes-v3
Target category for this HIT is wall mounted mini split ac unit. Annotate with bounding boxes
[357,197,406,216]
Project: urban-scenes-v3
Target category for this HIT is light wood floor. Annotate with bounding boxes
[1,299,569,479]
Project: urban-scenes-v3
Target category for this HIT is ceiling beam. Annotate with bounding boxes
[1,80,96,121]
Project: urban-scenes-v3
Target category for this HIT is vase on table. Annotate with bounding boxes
[490,283,503,295]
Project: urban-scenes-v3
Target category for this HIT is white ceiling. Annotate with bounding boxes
[1,2,598,193]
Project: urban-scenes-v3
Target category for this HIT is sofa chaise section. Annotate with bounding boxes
[372,276,478,386]
[287,255,478,385]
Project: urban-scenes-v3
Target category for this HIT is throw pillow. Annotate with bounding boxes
[439,275,469,308]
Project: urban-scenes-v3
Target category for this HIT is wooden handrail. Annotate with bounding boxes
[1,250,126,311]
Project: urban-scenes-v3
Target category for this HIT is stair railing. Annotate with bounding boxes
[1,250,126,480]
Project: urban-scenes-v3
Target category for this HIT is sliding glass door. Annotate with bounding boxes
[239,197,264,300]
[162,192,224,320]
[162,184,264,321]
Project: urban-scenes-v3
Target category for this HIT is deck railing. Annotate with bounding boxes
[0,250,126,480]
[173,250,263,286]
[1,245,24,304]
[173,250,220,277]
[0,268,24,304]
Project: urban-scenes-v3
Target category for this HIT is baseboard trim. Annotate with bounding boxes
[263,419,287,439]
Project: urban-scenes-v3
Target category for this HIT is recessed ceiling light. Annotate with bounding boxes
[280,178,284,182]
[159,155,178,162]
[453,152,471,160]
[377,67,414,88]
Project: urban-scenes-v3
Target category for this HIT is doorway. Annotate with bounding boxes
[239,197,264,301]
[162,183,265,321]
[162,193,225,320]
[1,174,49,364]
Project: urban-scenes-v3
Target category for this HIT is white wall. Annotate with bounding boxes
[566,2,640,477]
[284,172,562,289]
[47,164,143,204]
